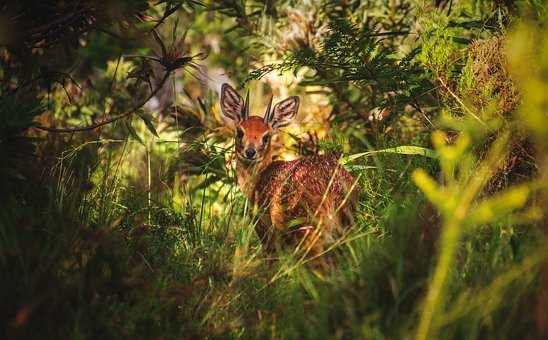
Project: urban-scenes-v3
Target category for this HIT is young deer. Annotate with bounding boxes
[220,83,358,255]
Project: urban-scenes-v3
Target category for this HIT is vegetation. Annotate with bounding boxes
[1,0,547,338]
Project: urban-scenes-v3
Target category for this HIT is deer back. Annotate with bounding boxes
[253,154,358,238]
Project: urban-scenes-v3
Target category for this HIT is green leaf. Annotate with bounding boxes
[340,146,438,165]
[343,165,379,172]
[412,168,448,213]
[466,185,531,226]
[124,120,144,146]
[138,111,159,137]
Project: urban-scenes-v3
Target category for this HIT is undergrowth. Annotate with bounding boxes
[1,1,547,339]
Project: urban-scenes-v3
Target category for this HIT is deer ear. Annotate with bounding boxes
[220,83,244,122]
[269,96,299,129]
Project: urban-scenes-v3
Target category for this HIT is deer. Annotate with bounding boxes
[220,83,359,258]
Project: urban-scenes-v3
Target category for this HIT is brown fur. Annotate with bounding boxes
[220,83,358,255]
[235,117,358,254]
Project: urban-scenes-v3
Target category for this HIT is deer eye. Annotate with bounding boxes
[236,128,244,140]
[262,134,270,145]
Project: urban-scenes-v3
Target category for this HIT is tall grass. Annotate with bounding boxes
[2,122,543,338]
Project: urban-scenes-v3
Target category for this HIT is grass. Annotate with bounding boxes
[1,127,543,339]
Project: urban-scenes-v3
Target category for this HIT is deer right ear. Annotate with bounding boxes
[220,83,245,122]
[268,96,299,129]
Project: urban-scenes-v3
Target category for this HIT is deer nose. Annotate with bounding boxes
[245,148,256,159]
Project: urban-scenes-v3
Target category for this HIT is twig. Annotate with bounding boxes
[437,77,486,126]
[153,3,183,29]
[364,30,410,37]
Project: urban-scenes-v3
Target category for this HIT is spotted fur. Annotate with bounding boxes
[252,154,358,252]
[220,83,358,254]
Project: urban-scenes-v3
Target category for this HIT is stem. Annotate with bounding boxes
[415,215,462,340]
[438,77,486,126]
[416,131,509,339]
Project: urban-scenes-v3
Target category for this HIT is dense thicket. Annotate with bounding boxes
[1,1,547,339]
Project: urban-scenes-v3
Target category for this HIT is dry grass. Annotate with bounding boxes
[460,36,520,116]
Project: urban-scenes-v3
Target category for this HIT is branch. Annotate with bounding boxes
[437,77,486,126]
[152,3,183,30]
[35,72,171,133]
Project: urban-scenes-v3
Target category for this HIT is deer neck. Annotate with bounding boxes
[235,148,273,201]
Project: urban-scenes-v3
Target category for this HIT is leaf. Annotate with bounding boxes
[340,146,438,165]
[197,97,208,115]
[466,185,531,226]
[124,120,144,145]
[342,165,380,172]
[172,57,193,69]
[449,36,472,45]
[188,0,206,7]
[138,111,159,137]
[412,169,448,213]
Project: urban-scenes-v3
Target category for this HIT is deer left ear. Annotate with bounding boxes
[268,96,299,129]
[221,83,248,122]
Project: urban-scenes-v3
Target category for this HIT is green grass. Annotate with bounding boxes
[1,132,543,339]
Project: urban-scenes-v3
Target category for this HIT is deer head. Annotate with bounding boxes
[220,83,300,166]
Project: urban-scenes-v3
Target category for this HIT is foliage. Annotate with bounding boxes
[1,0,547,339]
[245,0,432,136]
